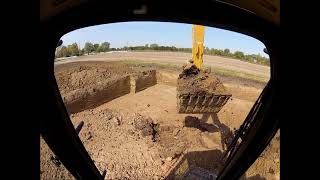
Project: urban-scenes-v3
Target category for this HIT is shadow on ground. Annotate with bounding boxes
[184,113,234,150]
[166,113,268,180]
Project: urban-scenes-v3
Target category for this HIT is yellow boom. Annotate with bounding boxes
[192,25,205,70]
[176,24,231,114]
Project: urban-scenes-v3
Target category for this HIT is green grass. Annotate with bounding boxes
[120,60,269,83]
[208,67,269,83]
[119,60,182,70]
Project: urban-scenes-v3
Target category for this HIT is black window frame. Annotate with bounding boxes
[40,1,280,179]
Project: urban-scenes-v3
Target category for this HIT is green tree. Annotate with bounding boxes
[97,42,110,52]
[58,46,71,57]
[212,49,223,56]
[205,47,210,54]
[234,51,245,59]
[56,45,74,57]
[97,46,102,52]
[223,48,230,56]
[209,48,215,55]
[67,45,73,56]
[93,44,99,52]
[84,42,94,55]
[67,43,79,56]
[244,54,253,62]
[150,43,159,49]
[103,42,110,50]
[79,48,85,56]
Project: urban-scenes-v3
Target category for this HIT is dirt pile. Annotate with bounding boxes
[177,64,232,113]
[41,107,235,179]
[55,64,131,95]
[55,62,158,96]
[55,64,132,113]
[177,64,230,95]
[54,62,157,114]
[64,75,131,114]
[41,109,166,180]
[133,114,159,139]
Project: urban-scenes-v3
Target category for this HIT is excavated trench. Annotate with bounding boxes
[41,62,278,180]
[55,62,158,114]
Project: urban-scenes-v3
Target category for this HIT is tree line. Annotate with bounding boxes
[56,42,269,66]
[55,42,110,58]
[204,47,270,66]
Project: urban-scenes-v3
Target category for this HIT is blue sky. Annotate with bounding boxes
[61,21,268,57]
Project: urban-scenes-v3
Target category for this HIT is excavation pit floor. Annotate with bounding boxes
[41,83,279,180]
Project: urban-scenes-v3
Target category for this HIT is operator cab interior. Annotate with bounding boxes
[41,21,278,180]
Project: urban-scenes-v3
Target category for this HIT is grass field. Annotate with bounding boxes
[121,60,269,83]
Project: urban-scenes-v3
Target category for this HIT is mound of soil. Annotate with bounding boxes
[54,62,156,114]
[177,64,230,96]
[41,107,234,179]
[133,114,159,139]
[55,63,134,95]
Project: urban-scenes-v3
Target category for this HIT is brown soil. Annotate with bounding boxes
[40,137,75,179]
[55,61,158,96]
[41,108,230,180]
[241,130,280,180]
[54,61,156,114]
[177,64,230,96]
[40,61,278,180]
[132,70,157,92]
[55,62,129,95]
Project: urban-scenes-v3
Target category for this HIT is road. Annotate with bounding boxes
[55,51,270,77]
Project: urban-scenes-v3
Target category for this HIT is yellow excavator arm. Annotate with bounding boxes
[176,24,231,114]
[192,25,205,70]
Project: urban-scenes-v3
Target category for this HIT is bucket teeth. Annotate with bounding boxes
[178,94,231,113]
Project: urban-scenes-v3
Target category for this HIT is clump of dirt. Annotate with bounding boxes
[177,64,230,95]
[178,64,200,78]
[133,114,159,140]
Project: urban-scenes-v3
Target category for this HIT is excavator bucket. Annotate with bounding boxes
[177,64,231,114]
[177,25,231,113]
